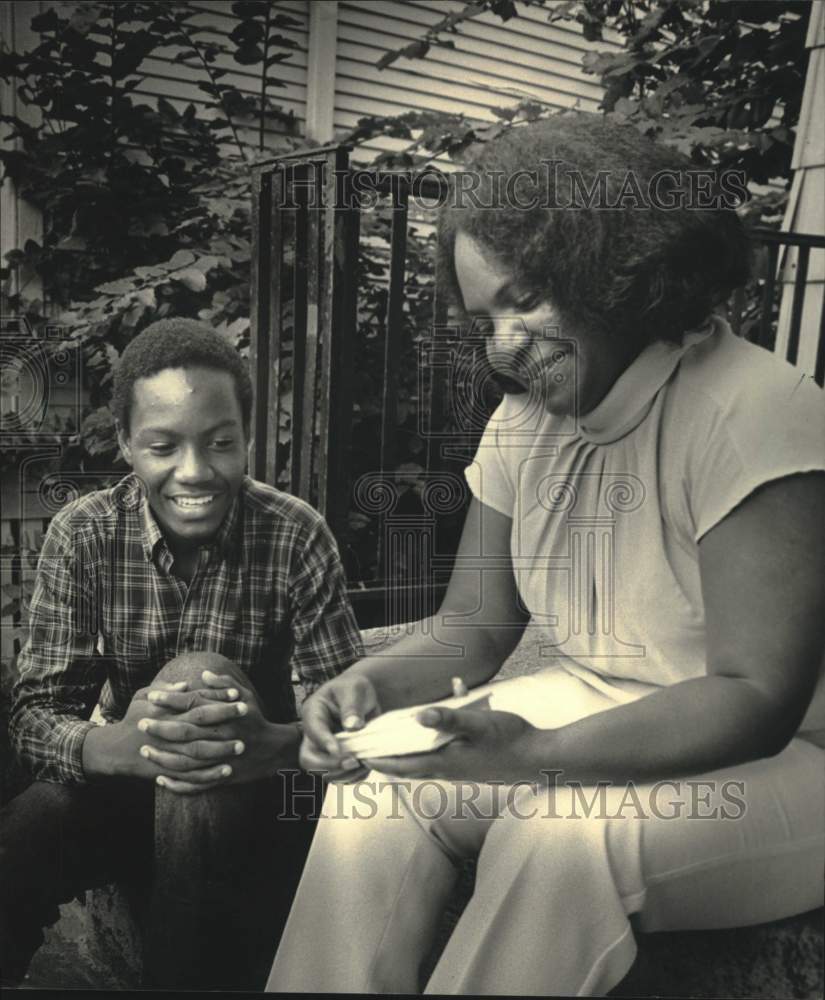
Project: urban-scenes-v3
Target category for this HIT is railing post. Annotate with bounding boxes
[249,168,271,483]
[323,159,360,542]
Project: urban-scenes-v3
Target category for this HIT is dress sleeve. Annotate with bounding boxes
[463,396,521,517]
[689,370,825,542]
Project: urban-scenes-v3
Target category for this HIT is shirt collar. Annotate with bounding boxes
[137,479,244,563]
[577,317,720,445]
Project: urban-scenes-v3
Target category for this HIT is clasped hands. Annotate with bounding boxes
[113,670,299,794]
[299,674,540,784]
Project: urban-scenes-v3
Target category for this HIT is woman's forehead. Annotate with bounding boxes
[453,231,514,309]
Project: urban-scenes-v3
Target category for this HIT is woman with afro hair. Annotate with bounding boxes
[267,113,825,995]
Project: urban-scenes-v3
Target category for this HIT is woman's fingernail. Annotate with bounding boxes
[140,745,152,759]
[148,691,166,703]
[138,719,152,732]
[226,688,239,700]
[156,776,168,787]
[220,765,232,777]
[236,702,248,716]
[234,741,245,755]
[203,669,217,680]
[342,714,361,730]
[171,681,187,690]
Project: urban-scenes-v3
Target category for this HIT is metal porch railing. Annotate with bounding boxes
[249,146,825,627]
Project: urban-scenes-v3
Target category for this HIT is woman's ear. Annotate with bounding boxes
[115,421,133,466]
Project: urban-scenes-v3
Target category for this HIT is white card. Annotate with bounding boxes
[335,690,491,759]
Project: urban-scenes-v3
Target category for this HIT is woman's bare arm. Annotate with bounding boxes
[373,473,825,784]
[521,472,825,781]
[349,496,530,709]
[298,497,529,768]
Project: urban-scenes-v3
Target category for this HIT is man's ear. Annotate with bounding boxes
[115,421,133,466]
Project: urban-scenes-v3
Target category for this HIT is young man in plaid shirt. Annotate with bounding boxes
[1,319,364,987]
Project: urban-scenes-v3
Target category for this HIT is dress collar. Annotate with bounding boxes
[577,318,720,445]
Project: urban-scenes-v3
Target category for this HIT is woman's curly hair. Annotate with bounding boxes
[437,113,750,345]
[112,318,253,433]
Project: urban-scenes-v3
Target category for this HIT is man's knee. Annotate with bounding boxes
[1,781,87,855]
[152,650,245,688]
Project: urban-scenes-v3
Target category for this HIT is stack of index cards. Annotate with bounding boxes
[334,689,492,759]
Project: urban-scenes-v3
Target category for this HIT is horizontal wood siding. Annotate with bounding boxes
[335,0,619,163]
[136,1,309,143]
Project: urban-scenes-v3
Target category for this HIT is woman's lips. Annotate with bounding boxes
[488,348,570,393]
[524,350,569,385]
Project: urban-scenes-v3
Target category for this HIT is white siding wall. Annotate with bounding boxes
[335,0,620,163]
[2,1,618,251]
[139,0,310,147]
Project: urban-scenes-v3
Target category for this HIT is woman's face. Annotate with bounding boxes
[453,231,641,418]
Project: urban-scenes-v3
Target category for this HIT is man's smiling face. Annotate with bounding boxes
[117,366,248,554]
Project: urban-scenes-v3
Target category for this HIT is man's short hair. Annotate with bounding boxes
[111,318,253,433]
[437,112,750,346]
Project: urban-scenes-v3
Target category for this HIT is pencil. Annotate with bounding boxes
[451,676,468,698]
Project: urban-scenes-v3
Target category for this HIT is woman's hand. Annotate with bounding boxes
[363,707,540,784]
[299,674,383,781]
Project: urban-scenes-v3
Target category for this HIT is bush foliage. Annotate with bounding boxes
[0,0,812,589]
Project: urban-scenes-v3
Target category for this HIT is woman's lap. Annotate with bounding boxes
[268,670,824,994]
[377,670,824,936]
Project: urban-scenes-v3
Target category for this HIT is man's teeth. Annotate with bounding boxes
[172,495,216,508]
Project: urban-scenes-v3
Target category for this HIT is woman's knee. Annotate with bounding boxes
[487,783,644,873]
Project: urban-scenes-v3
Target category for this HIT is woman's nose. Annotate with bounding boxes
[490,315,533,358]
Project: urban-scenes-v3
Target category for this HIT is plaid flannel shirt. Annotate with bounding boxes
[10,473,364,784]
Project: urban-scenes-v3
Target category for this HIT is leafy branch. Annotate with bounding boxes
[375,0,524,70]
[366,0,810,194]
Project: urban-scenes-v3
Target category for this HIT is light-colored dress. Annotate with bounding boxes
[464,316,825,735]
[267,317,825,996]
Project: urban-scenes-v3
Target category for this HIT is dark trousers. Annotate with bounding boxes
[0,777,154,986]
[0,769,321,989]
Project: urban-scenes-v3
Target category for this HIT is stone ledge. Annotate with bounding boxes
[424,861,823,998]
[24,886,142,990]
[613,908,824,999]
[25,882,824,996]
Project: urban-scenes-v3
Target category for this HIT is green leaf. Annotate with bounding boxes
[172,267,208,292]
[30,9,63,33]
[191,255,221,273]
[230,20,264,45]
[157,97,179,120]
[232,1,269,17]
[233,43,264,65]
[97,278,136,295]
[57,235,89,251]
[168,249,196,269]
[489,0,517,21]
